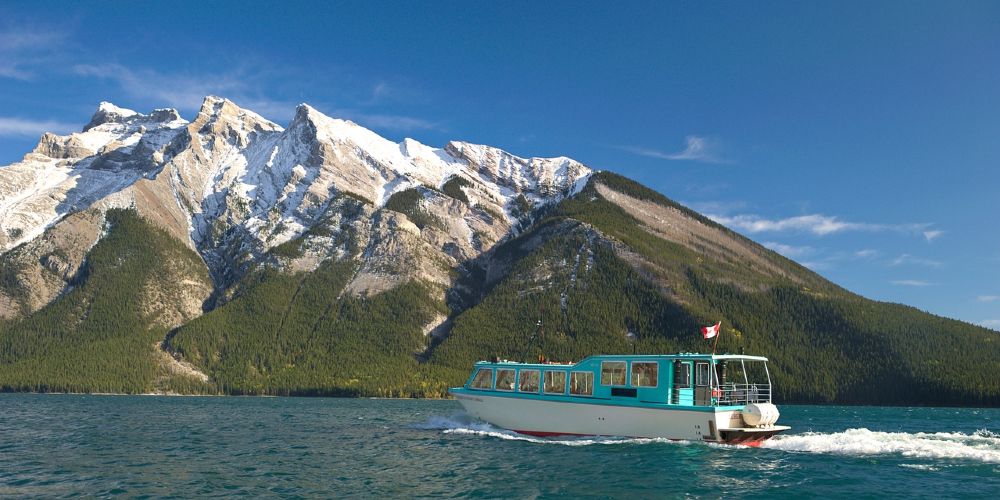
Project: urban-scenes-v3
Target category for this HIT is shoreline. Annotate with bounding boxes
[0,391,997,408]
[0,390,452,400]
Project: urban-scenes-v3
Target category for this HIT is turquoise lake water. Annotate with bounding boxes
[1,394,997,498]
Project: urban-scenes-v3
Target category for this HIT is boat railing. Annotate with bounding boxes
[715,383,771,406]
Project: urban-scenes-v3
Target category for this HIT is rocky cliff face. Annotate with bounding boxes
[0,96,591,319]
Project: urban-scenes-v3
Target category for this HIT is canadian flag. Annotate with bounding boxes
[701,321,721,339]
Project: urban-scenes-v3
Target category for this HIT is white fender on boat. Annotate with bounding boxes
[741,403,780,427]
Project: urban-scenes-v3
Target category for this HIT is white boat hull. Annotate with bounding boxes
[451,391,787,445]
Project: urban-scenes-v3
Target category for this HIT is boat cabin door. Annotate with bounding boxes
[672,361,693,405]
[694,362,712,405]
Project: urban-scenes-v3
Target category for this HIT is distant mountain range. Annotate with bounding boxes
[1,97,996,405]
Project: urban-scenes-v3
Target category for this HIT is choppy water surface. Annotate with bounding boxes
[1,395,997,498]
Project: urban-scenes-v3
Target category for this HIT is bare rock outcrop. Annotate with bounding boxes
[0,96,593,320]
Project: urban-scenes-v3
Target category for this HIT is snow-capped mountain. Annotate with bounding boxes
[0,102,187,250]
[3,97,997,406]
[0,96,591,318]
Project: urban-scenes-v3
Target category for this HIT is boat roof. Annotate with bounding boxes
[475,353,769,367]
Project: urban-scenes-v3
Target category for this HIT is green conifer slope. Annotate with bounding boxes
[1,175,997,405]
[0,209,212,394]
[430,173,1000,405]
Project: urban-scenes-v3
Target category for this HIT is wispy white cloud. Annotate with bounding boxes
[4,21,438,133]
[977,295,1000,303]
[235,99,299,123]
[337,111,438,132]
[0,26,66,80]
[669,136,726,163]
[770,246,859,272]
[891,279,935,287]
[890,254,942,268]
[73,63,326,123]
[0,116,78,137]
[763,241,814,258]
[71,63,439,131]
[0,29,58,51]
[73,63,261,114]
[855,249,878,259]
[360,80,427,107]
[800,261,833,271]
[708,213,933,237]
[712,214,867,235]
[685,199,746,215]
[371,82,391,100]
[619,135,730,164]
[980,319,1000,330]
[923,230,944,242]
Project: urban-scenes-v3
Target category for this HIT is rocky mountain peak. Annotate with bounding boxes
[83,102,184,133]
[292,102,320,120]
[182,96,283,160]
[286,103,322,140]
[29,102,187,162]
[148,107,182,123]
[289,102,384,149]
[83,102,138,131]
[194,96,282,134]
[444,140,590,198]
[1,95,593,303]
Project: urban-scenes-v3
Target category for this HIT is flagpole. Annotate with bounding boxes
[711,322,721,355]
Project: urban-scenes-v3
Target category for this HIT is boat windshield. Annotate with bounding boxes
[715,359,772,405]
[470,368,493,390]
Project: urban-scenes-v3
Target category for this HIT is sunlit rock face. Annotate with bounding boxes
[0,96,592,317]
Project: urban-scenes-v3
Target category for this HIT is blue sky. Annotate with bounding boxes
[1,1,997,328]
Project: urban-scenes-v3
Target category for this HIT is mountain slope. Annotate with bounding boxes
[427,173,999,404]
[0,98,996,405]
[0,209,212,393]
[164,196,461,397]
[158,172,999,404]
[0,97,590,318]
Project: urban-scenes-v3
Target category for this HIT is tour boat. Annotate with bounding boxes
[449,353,790,445]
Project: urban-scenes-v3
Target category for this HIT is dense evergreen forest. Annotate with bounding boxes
[429,174,1000,405]
[0,210,212,394]
[167,260,463,397]
[1,174,997,405]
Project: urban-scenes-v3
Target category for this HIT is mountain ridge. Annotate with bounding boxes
[0,97,996,405]
[0,96,591,316]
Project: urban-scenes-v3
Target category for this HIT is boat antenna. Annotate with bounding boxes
[712,322,722,355]
[521,311,544,363]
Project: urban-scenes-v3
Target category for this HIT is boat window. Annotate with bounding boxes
[695,362,710,387]
[631,362,658,388]
[600,361,627,386]
[544,371,567,394]
[673,361,691,388]
[570,371,594,396]
[495,368,515,391]
[470,368,493,390]
[518,369,540,393]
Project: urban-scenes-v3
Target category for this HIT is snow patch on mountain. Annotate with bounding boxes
[0,104,188,250]
[0,96,592,290]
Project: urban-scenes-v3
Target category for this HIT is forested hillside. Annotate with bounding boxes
[0,210,212,393]
[1,174,997,405]
[429,173,1000,405]
[166,259,462,397]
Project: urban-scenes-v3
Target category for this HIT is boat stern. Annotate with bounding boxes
[709,402,789,446]
[715,425,790,446]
